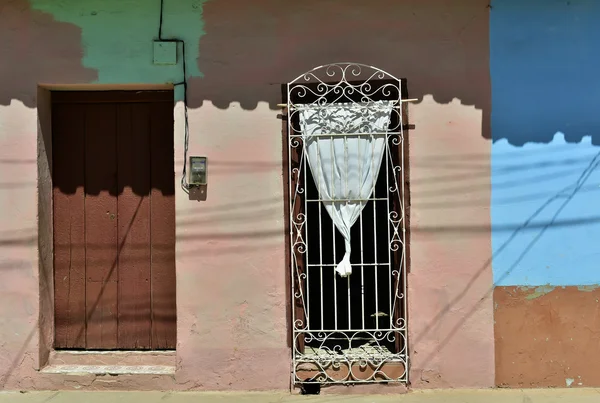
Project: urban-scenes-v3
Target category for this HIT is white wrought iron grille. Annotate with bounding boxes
[285,63,408,386]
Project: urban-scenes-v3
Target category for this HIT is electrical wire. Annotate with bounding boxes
[158,0,164,40]
[158,0,190,194]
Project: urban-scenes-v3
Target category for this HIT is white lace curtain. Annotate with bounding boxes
[297,101,395,277]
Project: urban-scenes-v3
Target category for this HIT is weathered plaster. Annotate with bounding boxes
[490,1,600,385]
[495,286,600,388]
[408,97,493,388]
[0,0,493,392]
[192,0,494,389]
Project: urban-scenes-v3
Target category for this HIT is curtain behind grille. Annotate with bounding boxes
[298,101,395,277]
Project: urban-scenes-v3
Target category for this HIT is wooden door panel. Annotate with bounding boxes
[52,103,87,349]
[52,91,176,350]
[84,103,119,349]
[149,101,177,349]
[117,103,152,349]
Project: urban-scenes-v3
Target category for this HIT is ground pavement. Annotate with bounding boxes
[1,389,600,403]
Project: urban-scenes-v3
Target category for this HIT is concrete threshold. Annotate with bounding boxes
[2,389,600,403]
[42,350,176,375]
[40,364,175,375]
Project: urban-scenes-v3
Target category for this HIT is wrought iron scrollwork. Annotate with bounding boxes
[287,63,408,386]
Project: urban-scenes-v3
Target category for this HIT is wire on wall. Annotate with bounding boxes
[158,0,191,194]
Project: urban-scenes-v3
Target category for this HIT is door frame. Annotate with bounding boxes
[37,84,175,368]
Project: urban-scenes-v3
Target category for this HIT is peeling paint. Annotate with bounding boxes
[566,378,575,387]
[519,285,555,300]
[29,0,207,100]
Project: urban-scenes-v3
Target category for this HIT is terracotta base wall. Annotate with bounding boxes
[494,286,600,388]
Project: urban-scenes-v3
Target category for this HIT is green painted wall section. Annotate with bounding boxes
[29,0,207,100]
[519,285,555,301]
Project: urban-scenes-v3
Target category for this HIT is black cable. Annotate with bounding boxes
[157,0,190,194]
[158,0,164,39]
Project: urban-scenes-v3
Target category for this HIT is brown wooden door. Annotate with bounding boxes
[52,90,176,350]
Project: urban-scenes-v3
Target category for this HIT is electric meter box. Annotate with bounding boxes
[189,156,207,186]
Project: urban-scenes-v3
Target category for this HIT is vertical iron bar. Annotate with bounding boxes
[316,140,325,331]
[371,133,379,330]
[344,135,351,329]
[358,132,365,330]
[331,135,338,331]
[303,132,310,331]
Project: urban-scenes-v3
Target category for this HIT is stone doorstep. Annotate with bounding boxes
[42,350,176,375]
[41,364,175,375]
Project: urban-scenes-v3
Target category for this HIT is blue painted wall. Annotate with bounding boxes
[491,0,600,286]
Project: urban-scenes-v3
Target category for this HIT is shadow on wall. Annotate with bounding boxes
[0,0,492,137]
[490,0,600,286]
[491,0,600,145]
[0,0,97,107]
[188,0,492,138]
[491,134,600,286]
[408,142,600,375]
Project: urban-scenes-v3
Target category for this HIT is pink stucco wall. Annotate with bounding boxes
[0,0,493,391]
